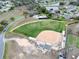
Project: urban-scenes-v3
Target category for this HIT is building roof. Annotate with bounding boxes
[33,15,47,19]
[46,6,59,11]
[36,30,63,45]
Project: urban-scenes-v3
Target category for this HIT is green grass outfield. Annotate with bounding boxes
[13,20,66,37]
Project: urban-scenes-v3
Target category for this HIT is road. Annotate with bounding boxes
[0,23,16,59]
[0,33,5,59]
[0,23,12,59]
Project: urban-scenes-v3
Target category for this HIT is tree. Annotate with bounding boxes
[69,2,77,5]
[58,16,65,21]
[73,17,79,20]
[46,13,52,19]
[0,24,4,31]
[23,11,28,18]
[36,5,48,14]
[10,17,15,21]
[9,7,15,11]
[41,7,48,14]
[59,2,65,6]
[0,20,8,26]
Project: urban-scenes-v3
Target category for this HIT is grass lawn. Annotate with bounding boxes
[67,34,75,45]
[3,42,8,59]
[14,16,24,20]
[76,36,79,48]
[13,20,66,37]
[67,34,79,48]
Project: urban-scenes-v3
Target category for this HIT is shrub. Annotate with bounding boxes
[9,7,14,11]
[46,13,52,19]
[10,17,15,21]
[73,17,79,20]
[0,24,3,31]
[0,20,8,26]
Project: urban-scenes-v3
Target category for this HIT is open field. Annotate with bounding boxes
[13,20,66,37]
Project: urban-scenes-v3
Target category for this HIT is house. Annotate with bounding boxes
[75,13,79,17]
[63,13,73,19]
[35,0,51,4]
[46,6,59,13]
[51,2,60,7]
[33,15,48,19]
[66,5,76,12]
